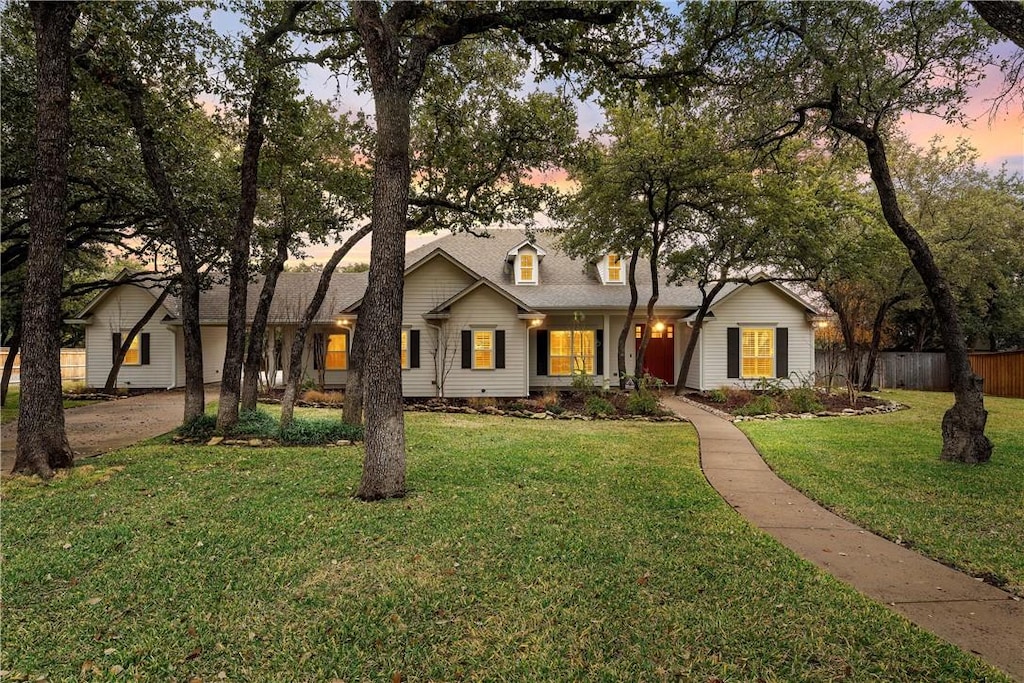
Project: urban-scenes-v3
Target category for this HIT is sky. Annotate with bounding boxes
[206,9,1022,267]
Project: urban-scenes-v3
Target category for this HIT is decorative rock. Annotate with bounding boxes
[248,439,262,447]
[529,412,547,419]
[206,436,224,446]
[336,439,352,446]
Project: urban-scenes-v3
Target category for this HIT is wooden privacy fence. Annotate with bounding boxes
[816,349,1024,398]
[0,347,86,385]
[969,350,1024,399]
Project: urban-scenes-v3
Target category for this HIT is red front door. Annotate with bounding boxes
[635,324,675,384]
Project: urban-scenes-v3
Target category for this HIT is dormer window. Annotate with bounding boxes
[520,253,535,283]
[607,253,623,283]
[507,240,545,285]
[599,252,625,284]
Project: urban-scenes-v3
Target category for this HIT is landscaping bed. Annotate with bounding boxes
[687,385,895,419]
[173,408,363,447]
[258,387,683,421]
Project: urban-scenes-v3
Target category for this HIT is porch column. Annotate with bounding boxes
[603,313,612,389]
[280,328,293,382]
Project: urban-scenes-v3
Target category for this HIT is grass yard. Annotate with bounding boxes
[740,390,1024,596]
[1,387,100,424]
[2,413,1009,682]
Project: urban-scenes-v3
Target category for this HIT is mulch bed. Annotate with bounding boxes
[687,390,889,416]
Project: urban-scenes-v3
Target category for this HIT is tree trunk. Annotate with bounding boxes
[860,296,902,392]
[14,1,80,478]
[616,247,641,389]
[849,127,991,462]
[822,289,861,386]
[355,83,410,500]
[278,222,373,428]
[217,81,271,431]
[241,232,290,411]
[970,1,1024,49]
[674,281,727,394]
[1,321,21,407]
[634,240,661,381]
[104,284,173,392]
[342,320,366,426]
[117,76,206,423]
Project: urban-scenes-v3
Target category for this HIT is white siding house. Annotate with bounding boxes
[72,231,820,397]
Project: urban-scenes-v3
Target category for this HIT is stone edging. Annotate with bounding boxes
[672,394,906,423]
[405,403,686,423]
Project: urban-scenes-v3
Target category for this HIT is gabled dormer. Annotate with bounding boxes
[596,253,625,285]
[505,240,546,285]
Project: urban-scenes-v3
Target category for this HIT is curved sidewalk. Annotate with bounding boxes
[663,395,1024,681]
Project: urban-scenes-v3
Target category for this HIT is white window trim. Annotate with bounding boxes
[605,253,624,284]
[121,332,142,366]
[740,326,775,379]
[471,328,495,370]
[548,329,596,376]
[515,252,538,285]
[401,328,411,370]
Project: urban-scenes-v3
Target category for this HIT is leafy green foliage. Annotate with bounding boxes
[178,413,217,439]
[788,388,824,414]
[278,417,363,445]
[705,389,728,404]
[734,394,778,416]
[626,390,660,416]
[584,394,614,416]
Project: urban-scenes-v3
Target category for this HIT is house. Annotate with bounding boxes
[69,230,822,396]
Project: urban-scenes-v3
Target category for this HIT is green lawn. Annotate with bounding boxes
[2,413,1007,681]
[1,387,100,424]
[740,390,1024,595]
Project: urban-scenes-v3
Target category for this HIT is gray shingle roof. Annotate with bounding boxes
[403,229,716,310]
[81,229,817,324]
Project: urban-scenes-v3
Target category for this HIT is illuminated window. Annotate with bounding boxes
[473,330,494,369]
[122,333,141,365]
[549,330,595,375]
[325,333,348,370]
[635,324,673,339]
[742,328,774,378]
[607,253,622,282]
[401,330,410,369]
[520,253,535,282]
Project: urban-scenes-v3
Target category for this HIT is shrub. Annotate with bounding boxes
[788,387,824,413]
[626,390,659,416]
[507,401,528,412]
[570,371,596,394]
[748,376,787,396]
[234,409,279,437]
[178,414,216,439]
[468,396,497,409]
[735,394,778,416]
[706,388,728,404]
[279,418,364,445]
[301,389,345,405]
[547,403,566,415]
[540,389,561,408]
[584,394,614,416]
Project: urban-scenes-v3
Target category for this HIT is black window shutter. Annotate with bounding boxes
[461,330,472,369]
[141,333,150,365]
[595,329,604,375]
[112,332,121,361]
[776,327,788,378]
[727,327,739,379]
[313,332,323,370]
[495,330,506,369]
[536,330,548,376]
[410,329,420,369]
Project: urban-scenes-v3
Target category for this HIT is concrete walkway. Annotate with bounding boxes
[662,395,1024,682]
[1,387,219,475]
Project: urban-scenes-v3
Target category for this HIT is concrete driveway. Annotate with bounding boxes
[1,386,219,474]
